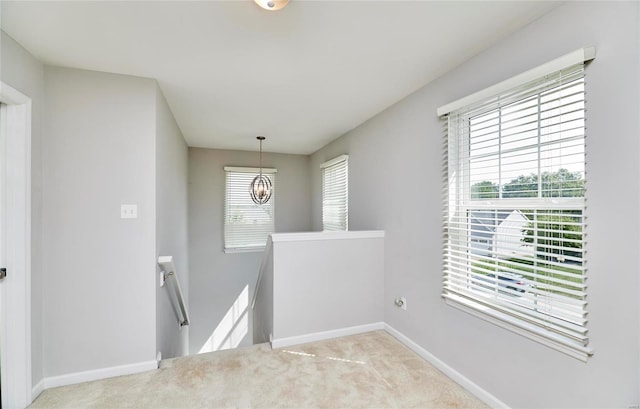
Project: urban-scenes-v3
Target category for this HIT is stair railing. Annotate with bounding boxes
[158,256,190,327]
[252,236,273,310]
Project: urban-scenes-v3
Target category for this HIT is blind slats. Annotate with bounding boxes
[442,62,591,359]
[224,168,275,251]
[322,155,348,231]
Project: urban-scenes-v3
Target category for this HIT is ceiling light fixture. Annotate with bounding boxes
[250,136,272,205]
[254,0,290,11]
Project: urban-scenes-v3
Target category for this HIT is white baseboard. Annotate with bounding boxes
[40,360,158,390]
[271,322,385,349]
[32,379,44,401]
[384,324,509,409]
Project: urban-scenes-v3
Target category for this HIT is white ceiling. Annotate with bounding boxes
[1,1,560,154]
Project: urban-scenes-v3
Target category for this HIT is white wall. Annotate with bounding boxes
[310,2,640,407]
[270,231,384,344]
[155,86,189,360]
[188,148,311,354]
[42,67,157,378]
[0,30,45,389]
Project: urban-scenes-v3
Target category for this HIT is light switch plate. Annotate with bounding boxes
[120,204,138,219]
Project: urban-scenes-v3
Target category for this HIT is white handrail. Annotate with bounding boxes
[252,236,272,310]
[158,256,190,327]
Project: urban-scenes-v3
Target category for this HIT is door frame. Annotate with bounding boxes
[0,81,33,409]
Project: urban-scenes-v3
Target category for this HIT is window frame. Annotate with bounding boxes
[321,155,349,231]
[439,49,595,361]
[223,166,277,253]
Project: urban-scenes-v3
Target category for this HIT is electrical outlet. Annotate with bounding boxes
[120,204,138,219]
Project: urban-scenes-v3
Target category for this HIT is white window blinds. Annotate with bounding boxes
[440,50,594,361]
[321,155,348,231]
[224,167,276,252]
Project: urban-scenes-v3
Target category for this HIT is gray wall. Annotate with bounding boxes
[43,67,157,377]
[155,87,189,360]
[0,30,45,388]
[188,148,311,354]
[271,232,384,342]
[310,2,639,407]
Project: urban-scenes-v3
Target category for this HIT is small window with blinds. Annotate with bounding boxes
[224,166,276,252]
[441,60,593,360]
[321,155,348,231]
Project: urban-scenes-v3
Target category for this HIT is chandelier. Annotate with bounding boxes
[250,136,272,205]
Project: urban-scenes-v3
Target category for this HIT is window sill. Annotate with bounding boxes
[224,247,265,254]
[443,294,594,362]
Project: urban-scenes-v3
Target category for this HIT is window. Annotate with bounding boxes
[321,155,348,231]
[224,166,276,252]
[440,49,595,361]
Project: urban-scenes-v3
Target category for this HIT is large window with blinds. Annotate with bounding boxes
[224,166,276,252]
[441,51,594,361]
[321,155,348,231]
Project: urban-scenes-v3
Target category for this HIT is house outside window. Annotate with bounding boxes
[321,155,348,231]
[224,166,276,252]
[439,49,595,361]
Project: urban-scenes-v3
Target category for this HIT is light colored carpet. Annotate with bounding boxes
[30,330,488,408]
